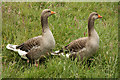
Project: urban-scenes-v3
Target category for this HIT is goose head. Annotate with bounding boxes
[89,12,102,21]
[41,9,56,18]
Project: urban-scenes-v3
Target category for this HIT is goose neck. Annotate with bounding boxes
[41,16,49,32]
[88,18,95,37]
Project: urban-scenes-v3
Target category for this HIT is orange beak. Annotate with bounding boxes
[51,11,56,14]
[98,14,102,18]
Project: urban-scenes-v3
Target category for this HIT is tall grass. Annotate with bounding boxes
[2,2,118,78]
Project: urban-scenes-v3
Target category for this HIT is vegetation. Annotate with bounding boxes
[2,2,118,78]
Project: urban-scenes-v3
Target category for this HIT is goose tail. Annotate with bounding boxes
[6,44,28,59]
[6,44,18,52]
[51,49,70,58]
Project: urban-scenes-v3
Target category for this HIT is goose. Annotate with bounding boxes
[51,12,102,61]
[6,9,56,66]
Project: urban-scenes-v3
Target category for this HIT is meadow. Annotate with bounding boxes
[2,2,118,78]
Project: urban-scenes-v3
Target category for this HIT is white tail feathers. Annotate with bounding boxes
[6,44,18,52]
[51,50,70,58]
[60,53,70,58]
[51,50,61,55]
[6,44,28,59]
[17,49,28,59]
[65,54,70,58]
[55,50,60,53]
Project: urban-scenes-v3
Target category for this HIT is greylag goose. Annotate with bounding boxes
[6,9,56,66]
[51,12,102,61]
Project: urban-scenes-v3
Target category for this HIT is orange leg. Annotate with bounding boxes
[46,52,49,55]
[84,32,86,37]
[35,60,38,67]
[27,60,29,63]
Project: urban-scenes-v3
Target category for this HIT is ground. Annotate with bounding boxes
[2,2,118,78]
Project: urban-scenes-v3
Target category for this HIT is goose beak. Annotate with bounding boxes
[51,11,56,14]
[98,15,102,18]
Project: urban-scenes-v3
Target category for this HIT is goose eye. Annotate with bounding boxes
[48,11,51,12]
[96,14,98,16]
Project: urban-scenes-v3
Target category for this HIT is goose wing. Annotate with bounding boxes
[16,36,43,59]
[65,37,88,52]
[16,36,42,52]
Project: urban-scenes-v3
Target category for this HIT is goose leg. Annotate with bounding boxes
[35,60,39,67]
[46,52,50,55]
[84,32,86,37]
[27,59,29,63]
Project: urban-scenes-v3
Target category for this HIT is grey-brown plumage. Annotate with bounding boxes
[6,9,56,64]
[65,37,88,52]
[51,12,102,61]
[16,36,43,60]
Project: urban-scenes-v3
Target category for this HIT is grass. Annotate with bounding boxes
[2,2,118,78]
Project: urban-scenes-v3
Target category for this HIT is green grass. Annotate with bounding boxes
[2,2,118,78]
